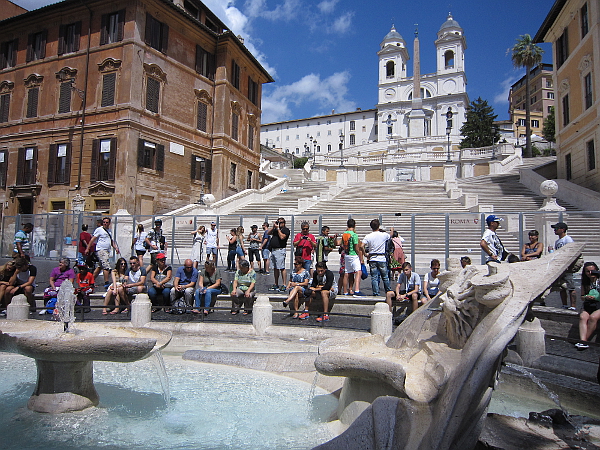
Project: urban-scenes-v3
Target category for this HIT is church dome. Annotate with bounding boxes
[439,13,462,32]
[380,25,405,49]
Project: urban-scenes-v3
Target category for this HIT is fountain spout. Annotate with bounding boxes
[56,279,76,332]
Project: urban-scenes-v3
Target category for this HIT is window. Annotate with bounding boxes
[350,134,355,145]
[531,120,539,128]
[584,73,593,109]
[327,144,331,152]
[58,80,72,114]
[183,0,199,18]
[547,92,554,99]
[0,93,9,122]
[581,3,589,38]
[316,131,320,137]
[247,170,252,189]
[0,149,8,189]
[0,39,18,69]
[47,143,71,185]
[231,60,240,90]
[587,140,596,171]
[100,10,125,45]
[231,113,239,141]
[285,136,289,141]
[562,94,570,126]
[144,13,168,53]
[386,61,394,77]
[101,72,116,107]
[565,153,572,180]
[295,134,299,139]
[295,148,299,154]
[91,138,116,182]
[546,80,553,88]
[58,22,81,55]
[190,155,212,187]
[387,126,392,135]
[137,139,164,172]
[26,87,39,118]
[146,77,160,113]
[444,50,455,68]
[327,120,331,125]
[195,45,215,80]
[17,146,37,185]
[248,125,254,150]
[350,120,355,131]
[518,118,526,126]
[248,77,258,105]
[26,31,47,62]
[197,101,208,132]
[556,28,569,68]
[229,162,237,185]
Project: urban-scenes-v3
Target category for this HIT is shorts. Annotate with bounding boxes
[235,246,245,258]
[270,248,286,270]
[135,249,146,256]
[206,247,217,256]
[261,248,271,260]
[583,300,600,315]
[248,248,260,262]
[289,286,312,297]
[344,254,361,274]
[555,272,575,291]
[126,286,139,295]
[96,249,111,271]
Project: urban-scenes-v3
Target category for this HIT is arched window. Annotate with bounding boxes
[408,89,432,100]
[444,50,454,69]
[386,61,395,77]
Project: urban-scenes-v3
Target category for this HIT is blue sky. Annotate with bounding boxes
[14,0,554,124]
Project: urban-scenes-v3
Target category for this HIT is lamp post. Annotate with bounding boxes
[312,139,317,169]
[515,122,520,147]
[339,133,345,168]
[445,107,453,163]
[491,125,498,160]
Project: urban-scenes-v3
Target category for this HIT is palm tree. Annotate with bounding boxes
[511,34,544,158]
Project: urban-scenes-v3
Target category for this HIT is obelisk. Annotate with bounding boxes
[408,26,426,137]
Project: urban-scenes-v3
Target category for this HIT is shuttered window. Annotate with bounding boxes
[231,60,240,89]
[195,45,215,80]
[146,77,160,113]
[0,39,18,69]
[248,76,258,104]
[231,113,239,141]
[17,147,37,185]
[197,101,207,131]
[137,139,164,173]
[58,22,81,55]
[47,143,71,186]
[100,10,125,45]
[0,94,9,123]
[26,88,39,118]
[26,30,47,62]
[144,13,168,53]
[190,154,211,188]
[91,138,116,182]
[101,73,116,107]
[58,81,72,113]
[0,150,8,189]
[248,125,254,150]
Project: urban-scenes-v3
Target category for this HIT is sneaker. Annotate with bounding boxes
[575,342,589,350]
[0,310,6,317]
[298,311,309,320]
[316,314,330,322]
[561,305,569,309]
[38,309,48,315]
[268,285,278,291]
[353,291,365,297]
[279,285,287,292]
[568,306,577,311]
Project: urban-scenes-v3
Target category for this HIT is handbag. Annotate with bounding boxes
[587,288,600,301]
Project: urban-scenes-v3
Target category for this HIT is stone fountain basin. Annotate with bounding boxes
[0,321,171,362]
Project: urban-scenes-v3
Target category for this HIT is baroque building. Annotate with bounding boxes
[0,0,272,215]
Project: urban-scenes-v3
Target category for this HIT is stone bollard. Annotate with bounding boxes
[252,295,272,335]
[371,302,392,339]
[516,317,546,366]
[7,294,30,320]
[131,293,152,327]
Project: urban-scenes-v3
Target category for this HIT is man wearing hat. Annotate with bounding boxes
[480,215,505,263]
[552,222,577,310]
[205,221,219,265]
[145,219,167,271]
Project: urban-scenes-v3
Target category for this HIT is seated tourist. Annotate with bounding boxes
[230,260,256,315]
[422,259,441,304]
[102,258,129,315]
[521,229,543,261]
[282,256,312,318]
[193,261,222,315]
[123,256,147,301]
[5,257,37,312]
[576,262,600,350]
[147,253,172,312]
[386,261,421,313]
[169,259,198,313]
[74,263,94,313]
[301,261,337,322]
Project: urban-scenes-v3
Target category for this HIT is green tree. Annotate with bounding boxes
[293,156,309,169]
[542,106,556,144]
[511,34,544,158]
[459,97,500,148]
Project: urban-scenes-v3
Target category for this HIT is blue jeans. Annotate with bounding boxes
[148,286,171,306]
[369,260,391,296]
[195,288,221,308]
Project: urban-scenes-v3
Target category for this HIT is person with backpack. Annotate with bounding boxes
[362,218,393,297]
[293,221,317,273]
[339,218,365,296]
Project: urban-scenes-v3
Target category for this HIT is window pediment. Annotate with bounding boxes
[24,74,43,88]
[98,58,122,72]
[194,88,212,103]
[56,66,78,81]
[143,63,167,82]
[0,81,14,93]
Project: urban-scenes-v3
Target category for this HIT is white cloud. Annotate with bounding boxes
[243,0,300,20]
[317,0,339,14]
[331,11,353,34]
[493,73,521,104]
[261,71,356,123]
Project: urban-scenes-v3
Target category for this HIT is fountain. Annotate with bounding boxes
[0,282,171,413]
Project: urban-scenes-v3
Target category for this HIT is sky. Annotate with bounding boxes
[14,0,555,124]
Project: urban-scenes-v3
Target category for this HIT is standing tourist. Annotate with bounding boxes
[552,222,577,310]
[86,217,120,289]
[131,224,148,266]
[293,221,316,273]
[247,225,262,272]
[269,217,290,292]
[190,224,206,269]
[145,219,166,272]
[480,215,505,263]
[260,222,271,275]
[205,221,219,265]
[315,225,336,265]
[340,218,365,296]
[362,218,393,297]
[226,228,238,272]
[13,222,33,259]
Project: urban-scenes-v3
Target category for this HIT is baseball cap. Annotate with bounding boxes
[551,222,568,230]
[485,215,504,224]
[154,219,162,225]
[251,224,258,229]
[210,221,216,225]
[156,253,166,259]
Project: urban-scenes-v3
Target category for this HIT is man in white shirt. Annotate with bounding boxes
[552,222,577,310]
[205,221,219,264]
[480,215,505,263]
[362,218,393,296]
[86,217,120,288]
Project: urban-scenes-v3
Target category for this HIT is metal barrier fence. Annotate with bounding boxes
[3,210,600,270]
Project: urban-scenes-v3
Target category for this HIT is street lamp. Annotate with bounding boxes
[491,125,498,160]
[515,121,520,147]
[312,139,317,169]
[339,133,345,168]
[445,107,453,163]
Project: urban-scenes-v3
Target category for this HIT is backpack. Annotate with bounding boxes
[341,231,353,253]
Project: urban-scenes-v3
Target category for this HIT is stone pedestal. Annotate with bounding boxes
[131,293,152,327]
[7,294,29,320]
[114,209,133,255]
[443,164,457,181]
[516,317,546,366]
[336,168,348,187]
[370,302,392,339]
[253,295,272,335]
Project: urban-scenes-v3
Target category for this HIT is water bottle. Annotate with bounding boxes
[548,246,554,253]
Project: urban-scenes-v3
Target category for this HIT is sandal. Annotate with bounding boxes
[203,310,209,315]
[242,311,249,315]
[231,311,238,315]
[109,310,119,315]
[191,309,201,314]
[102,310,108,315]
[292,313,299,319]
